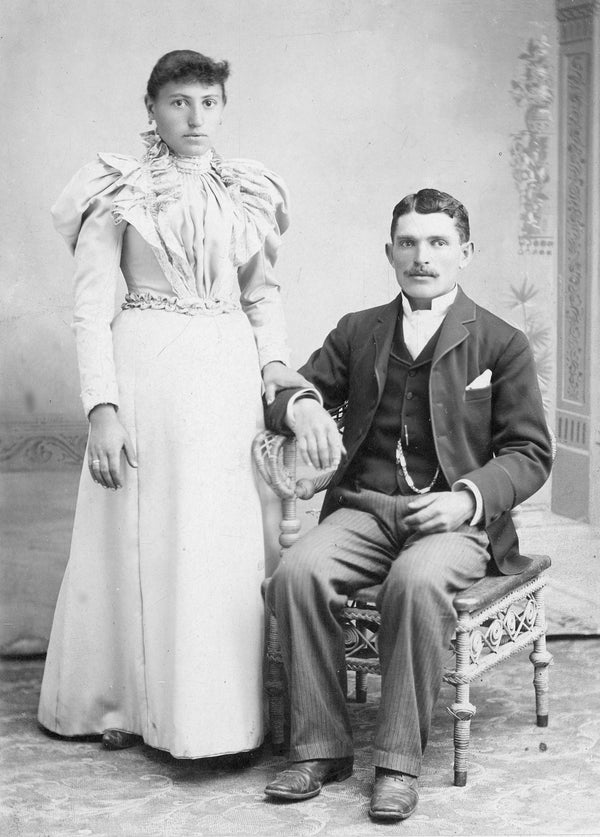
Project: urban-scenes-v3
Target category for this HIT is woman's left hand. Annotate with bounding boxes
[262,361,312,405]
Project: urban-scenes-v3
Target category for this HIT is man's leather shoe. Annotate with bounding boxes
[369,771,419,821]
[101,729,143,750]
[264,757,353,800]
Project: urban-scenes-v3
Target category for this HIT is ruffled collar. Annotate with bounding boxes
[140,130,213,172]
[140,129,239,175]
[136,130,241,211]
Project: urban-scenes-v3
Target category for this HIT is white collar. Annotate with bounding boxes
[401,284,458,317]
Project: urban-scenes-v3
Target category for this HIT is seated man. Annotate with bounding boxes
[263,188,553,822]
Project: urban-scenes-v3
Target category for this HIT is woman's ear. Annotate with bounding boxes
[144,94,154,121]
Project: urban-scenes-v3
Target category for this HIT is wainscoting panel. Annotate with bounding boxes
[0,418,86,655]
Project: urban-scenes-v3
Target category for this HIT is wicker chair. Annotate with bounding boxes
[252,422,553,787]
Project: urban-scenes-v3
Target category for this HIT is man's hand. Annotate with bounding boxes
[88,404,138,490]
[404,490,475,534]
[290,398,345,471]
[262,361,311,405]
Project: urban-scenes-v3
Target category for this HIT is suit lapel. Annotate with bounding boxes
[432,286,477,366]
[372,296,401,399]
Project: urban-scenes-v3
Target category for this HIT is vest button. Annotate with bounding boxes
[406,392,414,400]
[408,370,416,377]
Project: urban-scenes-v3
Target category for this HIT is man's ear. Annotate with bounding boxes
[459,240,475,270]
[385,242,394,266]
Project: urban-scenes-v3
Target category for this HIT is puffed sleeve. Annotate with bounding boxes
[52,158,130,416]
[235,168,291,368]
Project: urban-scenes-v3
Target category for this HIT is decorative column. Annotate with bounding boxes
[553,0,600,522]
[510,37,554,257]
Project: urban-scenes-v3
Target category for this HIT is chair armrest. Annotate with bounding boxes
[252,430,337,500]
[251,430,295,498]
[296,469,337,500]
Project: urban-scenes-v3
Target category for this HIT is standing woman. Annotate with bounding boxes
[38,50,304,759]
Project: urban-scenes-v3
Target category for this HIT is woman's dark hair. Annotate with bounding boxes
[146,50,230,103]
[390,188,470,243]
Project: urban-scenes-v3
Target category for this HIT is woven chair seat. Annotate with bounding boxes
[453,553,551,611]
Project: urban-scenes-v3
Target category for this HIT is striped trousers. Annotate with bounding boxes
[266,486,490,776]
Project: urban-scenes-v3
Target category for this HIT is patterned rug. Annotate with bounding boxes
[2,641,600,836]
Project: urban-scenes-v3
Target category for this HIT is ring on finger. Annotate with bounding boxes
[91,459,101,467]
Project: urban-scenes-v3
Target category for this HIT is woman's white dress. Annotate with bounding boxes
[38,134,290,758]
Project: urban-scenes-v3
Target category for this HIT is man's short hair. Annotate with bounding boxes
[390,189,470,244]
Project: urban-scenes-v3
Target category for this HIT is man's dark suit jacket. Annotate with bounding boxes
[267,286,553,575]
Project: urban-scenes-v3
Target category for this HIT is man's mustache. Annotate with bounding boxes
[407,268,439,277]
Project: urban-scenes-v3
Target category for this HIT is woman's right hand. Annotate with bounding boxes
[88,404,138,490]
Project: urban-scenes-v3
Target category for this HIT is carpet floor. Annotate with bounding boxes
[2,639,599,837]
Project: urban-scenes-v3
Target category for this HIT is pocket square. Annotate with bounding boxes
[466,369,492,390]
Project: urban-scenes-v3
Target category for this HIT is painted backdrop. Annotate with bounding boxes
[0,0,558,652]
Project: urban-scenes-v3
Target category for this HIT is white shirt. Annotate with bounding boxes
[401,285,457,359]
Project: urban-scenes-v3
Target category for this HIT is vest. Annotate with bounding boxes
[344,315,450,495]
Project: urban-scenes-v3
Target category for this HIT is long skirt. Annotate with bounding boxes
[38,307,268,757]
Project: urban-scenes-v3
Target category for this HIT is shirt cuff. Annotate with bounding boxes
[285,388,324,430]
[452,479,483,526]
[261,359,287,371]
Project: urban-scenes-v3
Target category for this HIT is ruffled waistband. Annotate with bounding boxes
[121,292,241,317]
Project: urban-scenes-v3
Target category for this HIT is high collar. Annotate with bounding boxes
[140,130,215,173]
[173,149,214,173]
[401,285,458,318]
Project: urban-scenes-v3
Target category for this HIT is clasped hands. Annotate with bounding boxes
[290,397,475,534]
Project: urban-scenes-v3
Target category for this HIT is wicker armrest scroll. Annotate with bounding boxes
[252,431,337,500]
[252,402,347,501]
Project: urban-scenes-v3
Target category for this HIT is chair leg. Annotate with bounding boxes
[448,621,476,787]
[529,587,553,727]
[265,612,288,753]
[355,669,368,703]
